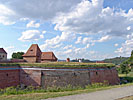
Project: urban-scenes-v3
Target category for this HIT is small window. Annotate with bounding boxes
[96,72,98,75]
[6,74,8,76]
[30,49,33,51]
[3,55,4,57]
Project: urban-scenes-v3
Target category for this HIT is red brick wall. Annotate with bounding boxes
[0,67,20,89]
[0,66,120,89]
[23,57,37,63]
[89,68,120,85]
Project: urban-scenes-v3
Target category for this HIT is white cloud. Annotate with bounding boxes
[4,46,15,58]
[63,45,73,50]
[114,43,119,47]
[4,46,26,58]
[26,21,40,28]
[18,30,44,41]
[75,36,82,44]
[53,0,133,37]
[42,31,46,34]
[0,4,18,25]
[0,0,82,22]
[127,26,131,31]
[85,44,90,48]
[82,37,92,44]
[115,33,133,56]
[40,32,75,50]
[97,35,111,42]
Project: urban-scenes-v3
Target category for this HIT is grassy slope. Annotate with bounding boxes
[0,62,115,68]
[0,83,133,100]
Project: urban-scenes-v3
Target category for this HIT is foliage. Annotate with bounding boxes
[119,73,133,84]
[103,57,129,65]
[119,50,133,74]
[120,61,130,74]
[0,83,109,96]
[71,59,93,63]
[0,83,133,100]
[12,52,24,59]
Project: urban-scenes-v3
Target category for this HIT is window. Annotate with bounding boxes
[96,72,98,75]
[3,55,4,58]
[30,49,33,51]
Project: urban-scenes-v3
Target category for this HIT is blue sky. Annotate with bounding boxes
[0,0,133,60]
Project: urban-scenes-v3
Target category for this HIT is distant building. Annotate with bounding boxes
[79,59,82,63]
[41,52,58,62]
[96,61,104,63]
[0,48,7,61]
[66,58,70,62]
[23,44,58,63]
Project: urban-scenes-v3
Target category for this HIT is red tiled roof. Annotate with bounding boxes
[0,48,7,54]
[23,44,42,57]
[41,52,57,60]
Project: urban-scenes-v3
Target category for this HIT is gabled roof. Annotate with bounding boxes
[23,44,42,57]
[0,48,7,54]
[41,52,57,60]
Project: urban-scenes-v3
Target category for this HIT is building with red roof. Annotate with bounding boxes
[23,44,58,63]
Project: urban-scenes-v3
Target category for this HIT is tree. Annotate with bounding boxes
[12,52,24,59]
[120,50,133,74]
[128,50,133,63]
[120,61,129,75]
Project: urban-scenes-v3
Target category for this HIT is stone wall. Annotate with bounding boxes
[0,66,120,89]
[20,69,41,87]
[41,70,90,88]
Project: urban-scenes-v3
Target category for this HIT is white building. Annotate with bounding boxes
[0,48,7,61]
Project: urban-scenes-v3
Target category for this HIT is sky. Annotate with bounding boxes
[0,0,133,60]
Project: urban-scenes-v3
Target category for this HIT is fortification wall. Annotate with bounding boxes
[20,69,41,87]
[0,66,120,89]
[19,67,120,88]
[0,66,20,89]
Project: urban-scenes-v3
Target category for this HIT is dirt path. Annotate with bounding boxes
[44,85,133,100]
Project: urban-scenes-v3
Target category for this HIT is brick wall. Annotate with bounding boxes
[23,57,37,63]
[89,68,120,85]
[20,69,41,87]
[41,70,90,88]
[0,66,120,89]
[0,66,20,89]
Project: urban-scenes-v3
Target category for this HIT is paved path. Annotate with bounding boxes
[44,85,133,100]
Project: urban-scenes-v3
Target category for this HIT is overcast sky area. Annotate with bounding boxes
[0,0,133,60]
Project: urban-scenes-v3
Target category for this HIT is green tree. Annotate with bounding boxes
[128,50,133,63]
[120,50,133,74]
[120,61,129,75]
[12,52,24,59]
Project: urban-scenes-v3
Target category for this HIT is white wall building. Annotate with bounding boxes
[0,48,7,61]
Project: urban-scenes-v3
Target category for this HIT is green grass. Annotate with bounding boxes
[0,83,133,100]
[0,62,115,68]
[118,96,133,100]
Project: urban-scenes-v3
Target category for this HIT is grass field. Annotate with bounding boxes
[0,62,115,68]
[0,83,133,100]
